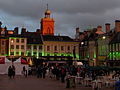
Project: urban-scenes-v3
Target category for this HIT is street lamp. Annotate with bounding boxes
[102,36,106,40]
[81,42,84,45]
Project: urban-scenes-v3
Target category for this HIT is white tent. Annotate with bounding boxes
[13,57,28,75]
[0,57,28,75]
[77,62,83,66]
[0,56,12,74]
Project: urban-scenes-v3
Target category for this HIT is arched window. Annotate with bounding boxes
[47,27,51,34]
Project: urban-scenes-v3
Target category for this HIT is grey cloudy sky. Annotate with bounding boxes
[0,0,120,37]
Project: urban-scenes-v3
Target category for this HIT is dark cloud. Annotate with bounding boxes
[0,0,120,37]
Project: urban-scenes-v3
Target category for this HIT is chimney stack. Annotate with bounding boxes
[75,27,80,40]
[115,20,120,32]
[21,27,26,34]
[76,27,80,34]
[0,21,2,28]
[14,27,18,35]
[97,26,102,31]
[105,23,110,33]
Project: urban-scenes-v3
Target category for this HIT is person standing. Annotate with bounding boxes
[22,66,27,77]
[11,65,15,78]
[8,66,12,79]
[115,77,120,90]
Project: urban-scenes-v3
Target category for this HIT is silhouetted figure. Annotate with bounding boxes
[8,66,13,79]
[11,65,15,78]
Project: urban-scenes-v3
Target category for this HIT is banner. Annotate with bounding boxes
[21,58,28,64]
[0,57,5,64]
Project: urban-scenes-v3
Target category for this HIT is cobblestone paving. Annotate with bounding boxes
[0,75,114,90]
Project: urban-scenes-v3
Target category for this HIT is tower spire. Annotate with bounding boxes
[47,4,48,10]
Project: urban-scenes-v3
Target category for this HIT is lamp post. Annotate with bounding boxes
[95,37,98,66]
[80,42,84,59]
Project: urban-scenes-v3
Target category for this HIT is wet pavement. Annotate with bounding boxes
[0,75,114,90]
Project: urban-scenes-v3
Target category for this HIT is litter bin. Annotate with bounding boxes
[66,76,76,88]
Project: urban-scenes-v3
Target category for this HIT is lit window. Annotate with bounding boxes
[11,39,14,43]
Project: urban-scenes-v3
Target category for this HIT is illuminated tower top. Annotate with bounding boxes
[45,4,51,18]
[41,4,54,36]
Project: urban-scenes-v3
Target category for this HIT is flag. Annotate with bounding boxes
[73,46,76,58]
[21,58,28,64]
[0,57,5,64]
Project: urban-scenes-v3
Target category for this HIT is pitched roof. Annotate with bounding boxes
[110,32,120,44]
[42,35,75,42]
[25,33,43,44]
[8,34,26,38]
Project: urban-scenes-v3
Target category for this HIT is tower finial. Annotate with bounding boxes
[47,4,48,10]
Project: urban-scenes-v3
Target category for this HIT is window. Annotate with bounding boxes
[61,54,64,56]
[11,52,14,55]
[21,52,24,56]
[47,54,50,56]
[21,39,24,43]
[54,46,57,51]
[21,45,24,49]
[47,46,50,51]
[68,46,70,50]
[2,40,5,45]
[28,52,31,56]
[27,45,31,49]
[39,46,42,50]
[16,52,19,55]
[54,53,57,56]
[39,53,42,56]
[16,39,19,43]
[34,46,37,49]
[1,50,4,55]
[16,45,19,49]
[11,45,14,49]
[33,52,36,56]
[61,46,64,51]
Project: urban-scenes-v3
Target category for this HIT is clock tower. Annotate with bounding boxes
[41,5,54,35]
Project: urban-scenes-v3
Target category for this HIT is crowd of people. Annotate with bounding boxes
[7,64,120,89]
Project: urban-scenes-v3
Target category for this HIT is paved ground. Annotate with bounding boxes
[0,75,114,90]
